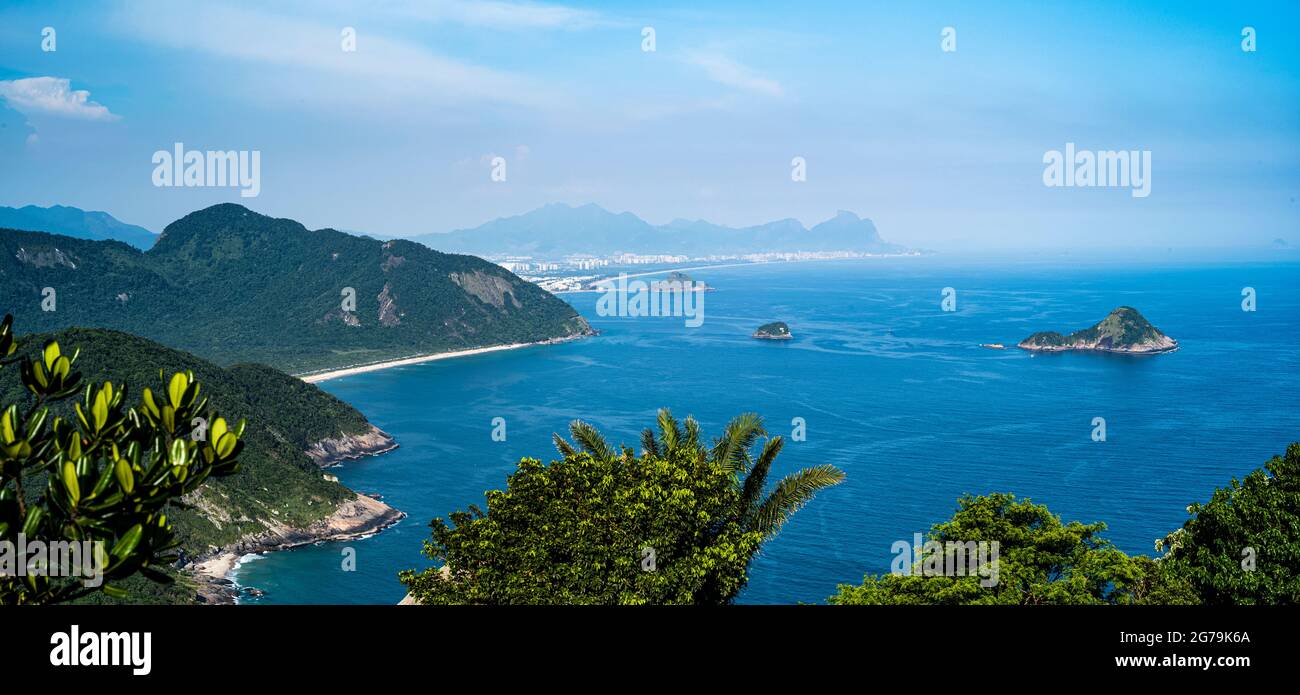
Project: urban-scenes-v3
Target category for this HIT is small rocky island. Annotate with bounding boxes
[659,271,712,290]
[753,321,793,340]
[1018,306,1178,354]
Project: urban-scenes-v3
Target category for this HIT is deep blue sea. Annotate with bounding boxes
[237,256,1300,604]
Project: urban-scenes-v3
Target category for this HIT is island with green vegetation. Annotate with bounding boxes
[1018,306,1177,354]
[752,321,792,340]
[658,271,712,290]
[0,203,594,374]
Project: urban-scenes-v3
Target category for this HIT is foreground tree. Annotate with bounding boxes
[829,493,1168,605]
[0,314,245,604]
[830,443,1300,606]
[400,409,844,604]
[1156,443,1300,604]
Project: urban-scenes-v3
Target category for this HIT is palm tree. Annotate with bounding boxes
[555,408,845,539]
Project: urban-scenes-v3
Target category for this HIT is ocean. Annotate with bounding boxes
[234,255,1300,604]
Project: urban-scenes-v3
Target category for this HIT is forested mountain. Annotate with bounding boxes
[0,204,593,373]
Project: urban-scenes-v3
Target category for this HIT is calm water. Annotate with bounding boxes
[237,256,1300,604]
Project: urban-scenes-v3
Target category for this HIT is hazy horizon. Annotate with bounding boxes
[3,199,1298,260]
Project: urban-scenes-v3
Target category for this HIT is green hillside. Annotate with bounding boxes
[0,204,592,373]
[0,326,373,555]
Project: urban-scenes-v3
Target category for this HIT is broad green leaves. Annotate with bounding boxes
[20,340,82,398]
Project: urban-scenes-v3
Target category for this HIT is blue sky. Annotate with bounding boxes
[0,0,1297,251]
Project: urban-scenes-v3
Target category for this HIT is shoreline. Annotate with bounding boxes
[188,493,407,604]
[298,334,587,384]
[306,425,400,467]
[1017,339,1180,355]
[557,253,922,293]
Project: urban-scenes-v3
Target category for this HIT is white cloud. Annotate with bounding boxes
[685,53,783,97]
[111,1,562,110]
[380,0,608,30]
[0,77,119,121]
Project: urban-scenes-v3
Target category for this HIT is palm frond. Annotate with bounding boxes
[552,433,577,459]
[739,436,784,519]
[683,417,702,456]
[640,428,660,458]
[568,419,615,461]
[751,464,845,538]
[709,412,765,473]
[656,408,680,454]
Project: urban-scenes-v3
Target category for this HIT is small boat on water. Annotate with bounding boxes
[979,343,1007,350]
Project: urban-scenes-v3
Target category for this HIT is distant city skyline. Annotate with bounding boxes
[1,1,1297,251]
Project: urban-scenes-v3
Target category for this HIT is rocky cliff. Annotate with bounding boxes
[306,425,399,467]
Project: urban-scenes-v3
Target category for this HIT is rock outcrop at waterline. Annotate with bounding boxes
[191,494,406,604]
[1018,306,1178,354]
[306,425,399,467]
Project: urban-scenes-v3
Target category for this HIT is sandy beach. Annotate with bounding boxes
[554,254,921,294]
[189,552,242,605]
[299,336,583,384]
[192,553,240,584]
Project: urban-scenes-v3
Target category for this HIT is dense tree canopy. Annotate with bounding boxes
[829,493,1158,605]
[400,410,844,604]
[831,444,1300,606]
[1156,443,1300,604]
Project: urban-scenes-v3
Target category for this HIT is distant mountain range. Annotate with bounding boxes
[1,204,592,373]
[1,202,909,259]
[0,205,157,250]
[406,203,908,258]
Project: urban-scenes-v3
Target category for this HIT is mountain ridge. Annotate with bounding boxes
[405,203,908,258]
[3,201,910,259]
[0,204,157,250]
[0,204,593,373]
